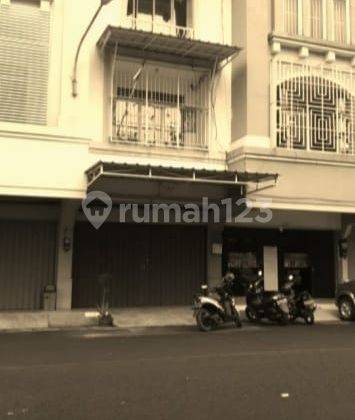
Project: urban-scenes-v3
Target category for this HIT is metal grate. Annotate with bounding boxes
[112,62,210,150]
[274,59,355,154]
[0,3,50,125]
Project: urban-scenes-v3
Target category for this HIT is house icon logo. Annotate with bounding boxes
[82,191,112,229]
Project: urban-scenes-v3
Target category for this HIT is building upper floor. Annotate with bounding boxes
[0,0,235,169]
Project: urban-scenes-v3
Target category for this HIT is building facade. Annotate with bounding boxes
[0,0,239,310]
[0,0,354,312]
[231,0,355,297]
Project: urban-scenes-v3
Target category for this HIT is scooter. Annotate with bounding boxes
[193,272,242,332]
[281,274,317,325]
[245,270,290,325]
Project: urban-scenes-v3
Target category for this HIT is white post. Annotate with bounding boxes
[56,200,79,310]
[264,246,279,291]
[176,75,180,147]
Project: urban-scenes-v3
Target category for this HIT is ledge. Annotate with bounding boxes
[228,145,355,168]
[269,32,355,59]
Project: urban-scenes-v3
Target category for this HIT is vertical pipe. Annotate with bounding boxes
[145,70,148,144]
[176,74,180,148]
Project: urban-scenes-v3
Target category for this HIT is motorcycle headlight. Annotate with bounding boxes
[288,274,294,281]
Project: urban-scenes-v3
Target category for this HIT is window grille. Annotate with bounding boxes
[112,63,210,150]
[274,59,355,155]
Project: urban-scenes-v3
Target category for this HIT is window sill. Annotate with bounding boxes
[269,32,355,59]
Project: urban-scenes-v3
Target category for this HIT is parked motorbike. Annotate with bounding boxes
[245,270,290,325]
[193,272,242,332]
[281,274,317,325]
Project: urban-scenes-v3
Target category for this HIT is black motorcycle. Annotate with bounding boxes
[245,271,290,325]
[193,272,242,332]
[281,274,317,325]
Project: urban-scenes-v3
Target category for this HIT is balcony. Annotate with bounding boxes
[122,15,194,39]
[111,62,210,150]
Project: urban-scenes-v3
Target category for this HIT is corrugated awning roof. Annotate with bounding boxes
[97,26,240,68]
[86,162,278,188]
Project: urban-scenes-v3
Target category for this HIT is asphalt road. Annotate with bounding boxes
[1,323,355,420]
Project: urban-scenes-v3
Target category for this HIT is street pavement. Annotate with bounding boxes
[1,323,355,420]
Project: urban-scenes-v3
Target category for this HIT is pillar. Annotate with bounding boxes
[55,200,79,310]
[207,225,224,288]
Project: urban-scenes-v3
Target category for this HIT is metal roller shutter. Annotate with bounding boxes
[72,223,206,308]
[0,221,56,310]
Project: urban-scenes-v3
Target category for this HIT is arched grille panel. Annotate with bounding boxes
[275,60,355,154]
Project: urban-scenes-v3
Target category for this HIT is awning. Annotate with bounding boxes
[97,26,240,68]
[86,162,278,203]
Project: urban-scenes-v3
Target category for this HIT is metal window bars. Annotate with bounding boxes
[112,64,210,150]
[274,59,355,155]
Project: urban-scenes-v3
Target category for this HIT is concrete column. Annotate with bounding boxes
[207,225,224,288]
[56,200,80,310]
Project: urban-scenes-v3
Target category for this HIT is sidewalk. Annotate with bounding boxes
[0,299,341,332]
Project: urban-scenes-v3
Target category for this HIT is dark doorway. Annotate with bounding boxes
[72,223,206,308]
[223,228,336,298]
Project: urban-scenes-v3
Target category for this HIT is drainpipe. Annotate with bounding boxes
[72,0,114,97]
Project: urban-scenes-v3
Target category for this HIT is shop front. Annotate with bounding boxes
[223,228,336,298]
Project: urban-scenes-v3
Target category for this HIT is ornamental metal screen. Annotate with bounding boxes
[274,59,355,154]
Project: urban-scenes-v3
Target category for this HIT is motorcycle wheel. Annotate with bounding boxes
[304,311,315,325]
[196,308,215,332]
[245,307,259,323]
[278,313,289,326]
[234,312,242,329]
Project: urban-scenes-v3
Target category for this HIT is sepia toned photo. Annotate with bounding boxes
[0,1,355,419]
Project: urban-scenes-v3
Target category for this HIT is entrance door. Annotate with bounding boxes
[72,223,206,308]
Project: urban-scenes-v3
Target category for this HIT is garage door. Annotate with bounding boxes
[0,221,56,310]
[72,223,206,308]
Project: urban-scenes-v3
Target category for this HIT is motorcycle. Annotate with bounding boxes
[245,270,290,325]
[281,274,317,325]
[193,272,242,332]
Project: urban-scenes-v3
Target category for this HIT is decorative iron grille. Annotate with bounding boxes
[274,59,355,154]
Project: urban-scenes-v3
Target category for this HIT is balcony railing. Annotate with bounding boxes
[274,58,355,155]
[122,15,194,39]
[112,64,210,150]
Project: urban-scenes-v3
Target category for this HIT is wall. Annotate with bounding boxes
[232,0,271,147]
[0,0,233,200]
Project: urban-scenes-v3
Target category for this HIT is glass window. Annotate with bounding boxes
[310,0,322,38]
[284,0,298,35]
[333,0,346,43]
[127,0,172,22]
